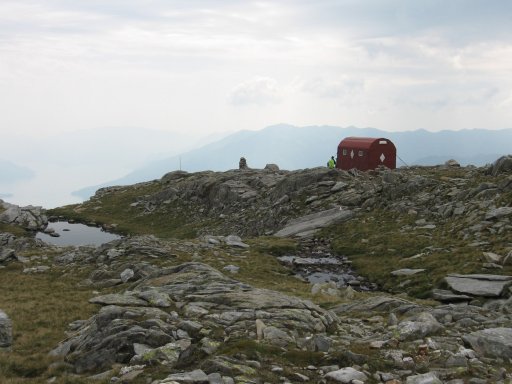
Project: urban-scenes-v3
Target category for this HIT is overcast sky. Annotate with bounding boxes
[2,0,512,138]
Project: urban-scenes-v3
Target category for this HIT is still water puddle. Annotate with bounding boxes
[36,221,121,247]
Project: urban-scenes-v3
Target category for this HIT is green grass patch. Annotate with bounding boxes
[325,209,512,299]
[0,263,98,383]
[218,339,325,369]
[497,190,512,207]
[0,223,28,237]
[248,236,298,256]
[49,183,205,239]
[50,175,344,242]
[222,250,311,298]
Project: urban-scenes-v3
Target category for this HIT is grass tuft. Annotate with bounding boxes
[0,262,97,383]
[325,209,512,298]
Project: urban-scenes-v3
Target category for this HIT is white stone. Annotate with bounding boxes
[256,319,266,341]
[482,252,502,264]
[391,268,426,276]
[405,372,442,384]
[324,367,367,383]
[331,182,348,193]
[23,266,50,274]
[120,268,135,283]
[223,265,239,274]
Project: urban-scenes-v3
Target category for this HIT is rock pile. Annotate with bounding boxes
[0,232,45,265]
[38,233,512,383]
[0,199,48,231]
[52,236,337,375]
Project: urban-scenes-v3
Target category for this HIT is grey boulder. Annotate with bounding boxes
[225,235,249,248]
[462,327,512,359]
[485,206,512,220]
[405,372,442,384]
[397,312,443,341]
[324,367,367,383]
[443,274,512,297]
[158,369,209,383]
[488,155,512,176]
[431,289,472,302]
[0,200,48,230]
[0,248,16,263]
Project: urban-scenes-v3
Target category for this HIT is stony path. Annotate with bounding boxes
[277,236,378,292]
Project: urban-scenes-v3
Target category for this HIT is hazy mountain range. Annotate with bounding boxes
[72,124,512,199]
[0,127,228,207]
[0,159,35,184]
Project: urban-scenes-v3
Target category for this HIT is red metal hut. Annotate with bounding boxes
[336,137,396,171]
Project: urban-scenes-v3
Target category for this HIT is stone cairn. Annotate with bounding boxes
[239,157,249,170]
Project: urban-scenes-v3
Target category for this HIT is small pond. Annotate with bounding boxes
[36,221,121,247]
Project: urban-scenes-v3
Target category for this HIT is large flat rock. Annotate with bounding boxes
[89,293,149,307]
[275,208,353,237]
[463,327,512,359]
[431,289,473,302]
[332,295,418,314]
[55,262,338,373]
[444,274,512,297]
[485,206,512,220]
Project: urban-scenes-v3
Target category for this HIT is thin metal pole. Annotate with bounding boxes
[397,154,409,167]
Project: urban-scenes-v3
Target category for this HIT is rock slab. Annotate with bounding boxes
[443,274,512,297]
[324,367,367,383]
[275,208,353,237]
[0,309,12,349]
[56,261,338,373]
[462,327,512,359]
[405,372,442,384]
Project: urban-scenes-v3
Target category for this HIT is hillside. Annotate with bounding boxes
[72,125,512,200]
[55,156,512,296]
[1,156,512,383]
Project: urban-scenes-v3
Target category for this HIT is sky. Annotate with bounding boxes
[1,0,512,139]
[1,0,512,208]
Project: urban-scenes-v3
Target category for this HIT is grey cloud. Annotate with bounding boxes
[394,83,501,109]
[300,77,364,99]
[229,77,281,106]
[284,0,512,44]
[4,1,512,44]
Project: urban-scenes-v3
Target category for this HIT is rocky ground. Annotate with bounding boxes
[0,155,511,383]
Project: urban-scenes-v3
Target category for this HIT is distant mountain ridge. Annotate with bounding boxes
[0,159,35,183]
[73,124,512,199]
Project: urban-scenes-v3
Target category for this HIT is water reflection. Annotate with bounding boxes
[36,221,121,247]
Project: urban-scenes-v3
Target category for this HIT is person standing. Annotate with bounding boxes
[327,156,336,169]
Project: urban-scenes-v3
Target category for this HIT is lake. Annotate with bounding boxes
[36,221,121,247]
